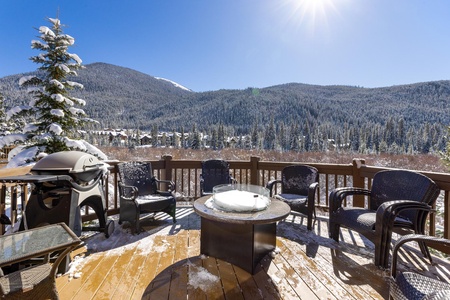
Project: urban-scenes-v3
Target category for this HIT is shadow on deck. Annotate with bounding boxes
[55,207,449,300]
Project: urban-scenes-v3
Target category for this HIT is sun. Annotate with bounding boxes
[283,0,339,34]
[296,0,335,22]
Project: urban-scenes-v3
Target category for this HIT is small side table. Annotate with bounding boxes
[0,223,81,299]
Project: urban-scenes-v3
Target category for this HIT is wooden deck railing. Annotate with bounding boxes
[1,156,450,240]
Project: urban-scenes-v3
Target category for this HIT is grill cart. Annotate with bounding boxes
[0,151,114,238]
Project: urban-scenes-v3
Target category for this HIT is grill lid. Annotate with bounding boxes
[31,151,104,182]
[32,151,101,172]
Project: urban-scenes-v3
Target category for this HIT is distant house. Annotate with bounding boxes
[227,137,237,148]
[140,135,152,145]
[109,131,128,145]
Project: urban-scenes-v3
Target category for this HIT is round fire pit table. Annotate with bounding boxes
[194,195,291,274]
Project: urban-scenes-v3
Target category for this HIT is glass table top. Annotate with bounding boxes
[0,223,80,266]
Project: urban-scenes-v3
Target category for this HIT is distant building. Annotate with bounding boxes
[140,135,152,145]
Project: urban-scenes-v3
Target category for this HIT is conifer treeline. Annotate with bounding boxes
[196,117,444,154]
[97,117,445,155]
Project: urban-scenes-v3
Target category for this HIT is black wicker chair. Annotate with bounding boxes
[329,169,440,269]
[390,234,450,300]
[266,165,319,230]
[117,162,176,233]
[200,159,236,196]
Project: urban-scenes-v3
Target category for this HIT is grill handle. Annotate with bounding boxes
[70,164,103,174]
[69,173,103,192]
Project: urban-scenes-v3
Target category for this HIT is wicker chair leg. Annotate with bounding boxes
[165,203,177,223]
[329,222,340,242]
[374,244,382,268]
[134,219,141,234]
[307,211,313,231]
[375,235,391,269]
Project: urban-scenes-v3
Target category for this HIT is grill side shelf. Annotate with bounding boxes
[0,175,73,183]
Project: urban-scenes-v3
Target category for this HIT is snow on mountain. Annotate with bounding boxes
[155,77,192,92]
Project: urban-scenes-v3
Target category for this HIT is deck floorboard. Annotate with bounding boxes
[55,206,449,299]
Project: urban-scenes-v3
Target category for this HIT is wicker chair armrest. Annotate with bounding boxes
[375,200,434,268]
[118,182,138,201]
[329,187,371,213]
[308,182,319,198]
[376,200,433,233]
[153,178,176,192]
[308,181,319,213]
[390,234,450,277]
[266,179,282,197]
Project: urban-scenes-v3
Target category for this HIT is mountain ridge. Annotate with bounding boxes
[1,62,449,136]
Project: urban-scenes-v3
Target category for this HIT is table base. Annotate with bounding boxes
[200,218,276,274]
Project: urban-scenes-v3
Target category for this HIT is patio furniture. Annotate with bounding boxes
[194,195,291,274]
[200,159,236,196]
[0,223,81,300]
[117,162,176,233]
[389,234,450,300]
[266,165,319,230]
[329,169,440,269]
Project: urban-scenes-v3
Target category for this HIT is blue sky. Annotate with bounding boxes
[1,0,449,92]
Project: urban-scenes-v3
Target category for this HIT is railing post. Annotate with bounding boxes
[0,186,5,234]
[163,155,173,181]
[162,155,173,191]
[250,156,260,186]
[352,158,366,207]
[110,161,119,210]
[445,191,450,239]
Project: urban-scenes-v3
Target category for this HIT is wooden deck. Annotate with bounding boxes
[55,206,450,300]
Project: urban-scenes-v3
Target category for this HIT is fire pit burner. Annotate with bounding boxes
[205,184,271,212]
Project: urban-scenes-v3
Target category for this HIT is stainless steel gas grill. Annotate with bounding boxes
[0,151,114,238]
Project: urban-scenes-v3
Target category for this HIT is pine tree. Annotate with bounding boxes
[210,127,218,150]
[244,134,252,149]
[251,122,259,149]
[384,117,395,146]
[180,127,186,149]
[171,129,179,148]
[289,122,299,152]
[161,132,167,147]
[303,121,312,151]
[264,116,276,150]
[397,118,405,147]
[0,17,105,163]
[190,123,200,149]
[151,124,158,147]
[0,94,6,136]
[278,122,287,151]
[217,124,225,150]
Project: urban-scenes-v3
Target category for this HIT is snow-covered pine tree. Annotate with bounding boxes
[190,123,200,150]
[151,124,158,147]
[0,93,25,138]
[0,93,5,135]
[210,127,218,150]
[0,17,106,166]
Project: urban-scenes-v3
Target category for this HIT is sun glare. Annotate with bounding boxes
[283,0,339,35]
